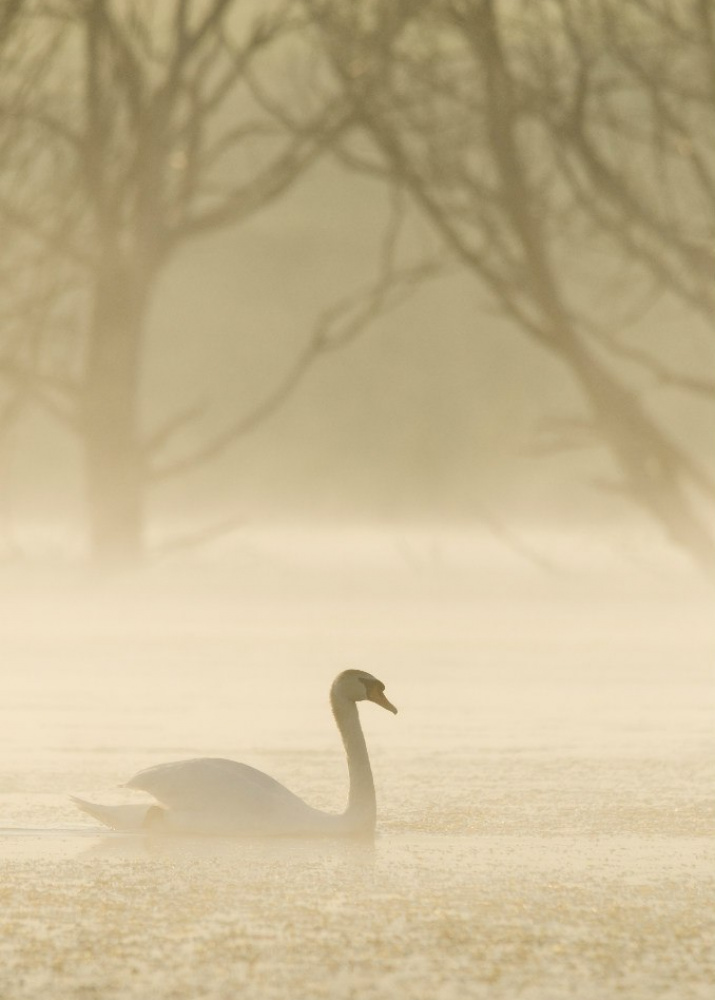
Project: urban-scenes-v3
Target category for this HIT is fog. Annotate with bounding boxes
[1,545,713,998]
[1,2,714,998]
[3,162,712,542]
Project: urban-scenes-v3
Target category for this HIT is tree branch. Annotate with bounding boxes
[151,514,245,558]
[169,101,354,242]
[149,183,440,481]
[143,399,207,457]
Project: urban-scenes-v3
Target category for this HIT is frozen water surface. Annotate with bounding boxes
[0,532,713,999]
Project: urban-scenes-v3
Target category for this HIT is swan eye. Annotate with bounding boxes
[360,677,383,693]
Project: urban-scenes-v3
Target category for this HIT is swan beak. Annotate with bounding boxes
[369,687,398,714]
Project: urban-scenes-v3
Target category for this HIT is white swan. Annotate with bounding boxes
[72,670,397,836]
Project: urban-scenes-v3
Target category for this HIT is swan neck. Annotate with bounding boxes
[331,691,376,832]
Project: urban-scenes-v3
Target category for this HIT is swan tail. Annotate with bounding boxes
[71,796,156,831]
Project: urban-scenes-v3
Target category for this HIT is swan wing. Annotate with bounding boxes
[124,757,317,833]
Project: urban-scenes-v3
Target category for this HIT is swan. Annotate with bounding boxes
[72,669,397,837]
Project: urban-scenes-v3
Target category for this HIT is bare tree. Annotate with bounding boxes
[306,0,715,574]
[0,0,58,517]
[551,0,715,335]
[0,0,350,567]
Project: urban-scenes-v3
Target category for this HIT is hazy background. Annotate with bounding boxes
[3,167,711,561]
[0,0,712,572]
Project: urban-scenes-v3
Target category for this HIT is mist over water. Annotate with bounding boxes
[1,530,712,999]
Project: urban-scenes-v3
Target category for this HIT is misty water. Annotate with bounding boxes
[1,532,713,999]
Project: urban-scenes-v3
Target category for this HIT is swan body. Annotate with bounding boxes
[73,670,397,837]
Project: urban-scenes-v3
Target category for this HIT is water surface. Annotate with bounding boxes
[1,554,712,999]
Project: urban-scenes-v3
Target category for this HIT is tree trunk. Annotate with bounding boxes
[564,339,715,575]
[474,5,715,576]
[82,260,147,570]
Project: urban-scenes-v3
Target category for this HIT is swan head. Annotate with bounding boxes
[332,669,397,714]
